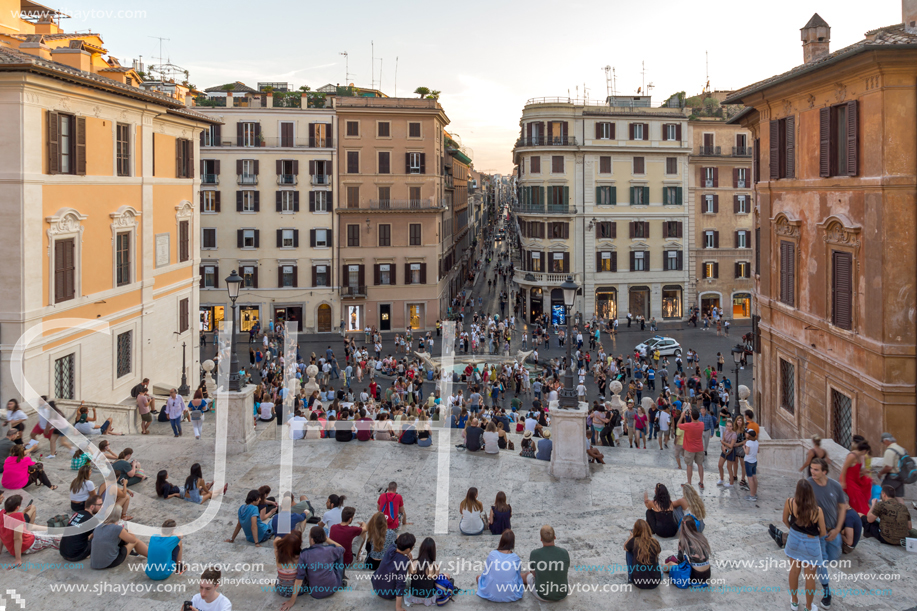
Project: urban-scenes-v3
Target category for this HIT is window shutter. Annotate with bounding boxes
[785,115,796,179]
[405,152,411,173]
[276,191,282,212]
[215,160,220,174]
[712,167,719,187]
[276,160,282,175]
[781,241,796,306]
[676,124,682,141]
[311,266,317,287]
[629,186,635,205]
[75,116,86,175]
[563,222,569,239]
[629,221,635,239]
[47,111,60,174]
[644,250,650,270]
[713,231,719,248]
[237,122,243,146]
[733,195,739,213]
[420,263,427,284]
[563,252,569,272]
[358,265,365,288]
[328,229,332,246]
[200,159,205,177]
[527,122,532,141]
[215,191,221,211]
[733,167,739,188]
[236,159,243,175]
[713,262,719,278]
[253,229,260,248]
[539,186,545,207]
[342,266,349,287]
[735,262,741,279]
[213,265,218,288]
[595,186,600,204]
[253,160,260,175]
[596,251,602,269]
[629,123,635,140]
[199,265,204,289]
[326,123,332,144]
[374,264,381,285]
[595,122,602,139]
[294,191,300,211]
[561,122,568,142]
[643,221,650,238]
[214,125,222,144]
[832,251,853,329]
[712,194,719,213]
[769,120,779,179]
[291,266,298,288]
[611,252,617,272]
[310,229,316,247]
[643,123,649,138]
[293,229,299,248]
[309,191,315,211]
[819,107,831,177]
[236,191,243,211]
[845,100,858,176]
[252,267,259,289]
[420,153,426,174]
[675,186,682,205]
[253,191,260,211]
[403,263,411,285]
[187,140,193,179]
[611,222,617,239]
[676,250,683,270]
[253,123,261,143]
[309,160,315,175]
[643,186,650,204]
[237,229,243,248]
[278,265,284,287]
[547,121,553,141]
[309,123,315,143]
[735,230,740,247]
[630,251,636,271]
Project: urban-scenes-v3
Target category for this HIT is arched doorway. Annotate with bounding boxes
[316,304,332,332]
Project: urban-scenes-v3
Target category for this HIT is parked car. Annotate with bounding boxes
[635,336,682,357]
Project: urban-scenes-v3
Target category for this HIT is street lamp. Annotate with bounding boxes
[225,269,243,391]
[730,345,744,417]
[558,275,579,409]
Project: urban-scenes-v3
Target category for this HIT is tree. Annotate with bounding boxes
[298,85,311,92]
[221,83,235,92]
[426,90,441,100]
[414,86,430,98]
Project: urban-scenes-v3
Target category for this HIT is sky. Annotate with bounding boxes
[63,0,901,174]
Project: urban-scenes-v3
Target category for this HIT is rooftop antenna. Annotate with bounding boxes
[613,67,617,97]
[705,50,710,94]
[377,58,383,93]
[148,35,169,79]
[394,56,398,97]
[340,51,351,85]
[371,40,374,90]
[583,83,590,104]
[603,66,612,98]
[641,60,646,96]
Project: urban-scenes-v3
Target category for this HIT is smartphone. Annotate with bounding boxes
[26,499,34,508]
[182,602,193,611]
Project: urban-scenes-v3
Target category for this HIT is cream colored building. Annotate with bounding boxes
[512,97,692,323]
[688,120,754,318]
[195,86,338,333]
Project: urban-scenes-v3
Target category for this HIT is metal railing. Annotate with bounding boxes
[368,199,444,210]
[237,174,258,185]
[736,180,747,188]
[515,136,577,147]
[202,174,219,185]
[733,147,752,157]
[202,137,335,149]
[514,270,575,284]
[340,285,367,298]
[277,174,297,185]
[512,203,571,214]
[311,175,331,185]
[698,146,721,156]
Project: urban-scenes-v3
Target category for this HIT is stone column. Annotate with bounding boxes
[549,399,590,479]
[221,384,257,454]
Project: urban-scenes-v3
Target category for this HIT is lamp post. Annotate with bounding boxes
[225,270,243,392]
[730,345,744,417]
[558,275,579,409]
[177,341,190,396]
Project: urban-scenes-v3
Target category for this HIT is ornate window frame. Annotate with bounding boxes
[818,215,860,332]
[46,207,87,305]
[175,200,194,264]
[110,206,141,289]
[772,212,802,308]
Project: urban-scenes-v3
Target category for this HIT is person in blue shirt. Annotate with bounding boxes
[227,489,275,546]
[145,519,184,580]
[699,406,718,455]
[272,492,311,538]
[476,529,524,602]
[647,368,656,392]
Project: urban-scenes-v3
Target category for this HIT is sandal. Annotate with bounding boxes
[698,482,704,490]
[49,485,58,491]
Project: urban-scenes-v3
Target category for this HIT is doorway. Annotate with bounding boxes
[733,293,751,318]
[274,306,303,330]
[529,288,543,322]
[628,286,651,319]
[316,304,332,332]
[380,304,391,331]
[701,294,721,317]
[408,304,423,330]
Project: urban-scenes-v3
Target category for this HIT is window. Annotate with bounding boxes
[176,139,192,178]
[53,353,75,399]
[631,186,646,205]
[831,389,853,449]
[831,251,853,330]
[379,264,393,285]
[704,194,717,213]
[409,187,421,206]
[410,264,422,284]
[116,330,132,378]
[115,232,131,286]
[530,251,543,272]
[202,265,216,288]
[665,124,678,141]
[704,167,716,187]
[549,222,568,240]
[202,125,218,147]
[378,186,391,205]
[314,265,329,286]
[347,151,359,174]
[278,159,296,184]
[241,191,256,212]
[240,159,257,184]
[410,224,422,245]
[666,157,677,175]
[379,224,391,247]
[312,191,328,212]
[347,186,360,209]
[596,122,614,139]
[347,224,360,247]
[550,252,567,273]
[531,156,541,173]
[242,229,257,248]
[281,229,295,248]
[736,133,748,153]
[597,222,614,239]
[241,265,256,288]
[770,116,796,180]
[408,152,423,174]
[632,222,648,239]
[599,156,611,173]
[820,101,858,177]
[632,251,646,271]
[280,190,296,212]
[551,155,564,173]
[664,186,681,206]
[735,194,748,214]
[240,122,258,147]
[281,265,296,287]
[633,157,645,174]
[704,230,717,249]
[47,112,84,175]
[202,191,218,213]
[780,358,795,414]
[378,122,391,137]
[378,151,391,174]
[632,123,645,140]
[179,220,190,263]
[596,186,615,206]
[53,237,76,303]
[116,123,130,176]
[202,228,216,249]
[597,251,615,272]
[665,221,681,238]
[665,250,681,271]
[202,160,219,184]
[736,167,748,188]
[179,298,190,333]
[346,121,359,137]
[736,230,749,249]
[409,122,421,138]
[703,262,718,278]
[735,261,751,278]
[315,229,331,248]
[779,240,796,307]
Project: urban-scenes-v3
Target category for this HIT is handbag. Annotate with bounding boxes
[734,445,745,459]
[47,514,70,529]
[668,558,692,589]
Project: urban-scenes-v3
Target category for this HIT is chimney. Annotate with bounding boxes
[800,13,831,64]
[905,0,917,33]
[50,46,92,73]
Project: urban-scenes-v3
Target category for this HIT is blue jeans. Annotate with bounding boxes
[170,417,182,435]
[817,533,842,586]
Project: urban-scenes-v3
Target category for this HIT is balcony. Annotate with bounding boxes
[698,146,721,156]
[512,203,571,215]
[515,136,577,147]
[367,199,444,210]
[311,174,331,186]
[277,174,297,185]
[203,137,335,149]
[340,285,367,298]
[445,175,454,189]
[202,174,219,185]
[733,147,752,157]
[514,270,575,285]
[237,174,258,185]
[736,180,747,189]
[704,180,714,188]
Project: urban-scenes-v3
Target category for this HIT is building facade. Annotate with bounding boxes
[445,135,473,298]
[196,89,338,334]
[688,120,755,319]
[334,97,450,332]
[512,98,691,324]
[0,3,213,403]
[726,6,917,452]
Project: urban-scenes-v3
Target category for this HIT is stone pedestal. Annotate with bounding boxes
[549,399,590,479]
[220,384,257,454]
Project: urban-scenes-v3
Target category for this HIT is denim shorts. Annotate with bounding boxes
[785,528,822,566]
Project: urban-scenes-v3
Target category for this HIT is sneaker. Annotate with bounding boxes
[790,603,799,611]
[716,480,724,486]
[724,482,733,488]
[740,481,750,490]
[806,604,818,611]
[46,454,56,459]
[821,587,831,608]
[747,495,758,502]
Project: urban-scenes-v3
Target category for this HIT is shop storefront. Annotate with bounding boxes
[629,286,651,319]
[661,285,683,319]
[529,288,543,322]
[274,306,303,329]
[200,305,224,332]
[700,294,721,316]
[595,287,617,320]
[239,305,260,332]
[550,289,565,325]
[407,304,424,330]
[733,293,751,318]
[346,305,363,332]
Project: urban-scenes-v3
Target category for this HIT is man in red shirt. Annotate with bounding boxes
[328,507,365,567]
[377,481,408,530]
[678,408,707,489]
[355,408,374,441]
[0,494,59,568]
[369,380,378,401]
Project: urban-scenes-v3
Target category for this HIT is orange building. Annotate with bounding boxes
[726,4,917,452]
[0,1,217,402]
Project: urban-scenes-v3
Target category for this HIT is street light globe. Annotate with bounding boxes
[225,269,243,301]
[731,346,744,364]
[560,275,578,308]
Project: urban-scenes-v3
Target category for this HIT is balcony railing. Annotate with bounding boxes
[514,270,575,284]
[277,174,297,185]
[203,137,335,149]
[515,136,577,147]
[445,175,454,189]
[704,180,714,188]
[237,174,258,185]
[736,180,747,188]
[311,174,331,186]
[340,285,367,298]
[202,174,219,185]
[512,203,571,214]
[733,147,752,157]
[368,199,444,210]
[698,146,721,156]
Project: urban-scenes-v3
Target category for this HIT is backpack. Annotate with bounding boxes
[380,493,400,529]
[435,574,457,605]
[889,447,917,484]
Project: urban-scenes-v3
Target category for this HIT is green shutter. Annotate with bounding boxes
[676,186,683,206]
[595,186,601,205]
[643,186,650,204]
[629,186,635,204]
[539,186,545,208]
[610,186,617,205]
[563,186,569,207]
